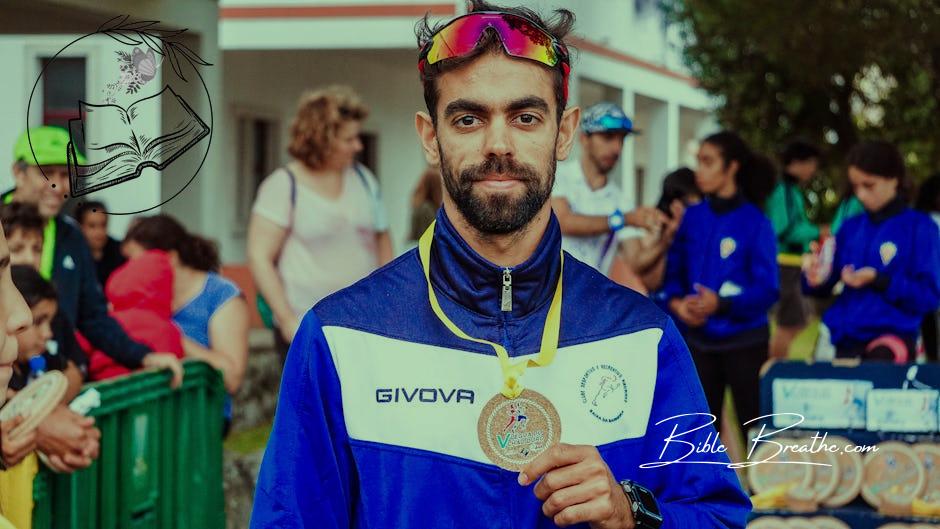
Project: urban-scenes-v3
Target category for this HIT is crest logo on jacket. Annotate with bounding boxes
[879,241,897,266]
[719,237,736,259]
[580,364,628,423]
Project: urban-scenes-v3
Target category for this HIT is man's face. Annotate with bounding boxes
[17,299,55,363]
[80,210,109,253]
[416,52,579,235]
[12,164,70,219]
[581,132,626,175]
[0,225,33,402]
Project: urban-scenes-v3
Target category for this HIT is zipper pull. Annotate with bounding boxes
[501,268,513,312]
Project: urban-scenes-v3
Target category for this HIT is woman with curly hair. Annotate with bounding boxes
[247,86,392,362]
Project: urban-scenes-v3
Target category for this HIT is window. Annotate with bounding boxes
[41,57,85,128]
[236,114,279,232]
[41,56,86,153]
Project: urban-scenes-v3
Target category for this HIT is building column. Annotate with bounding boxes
[645,99,679,206]
[619,89,636,209]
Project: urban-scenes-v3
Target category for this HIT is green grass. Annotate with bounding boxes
[786,318,820,362]
[224,423,273,454]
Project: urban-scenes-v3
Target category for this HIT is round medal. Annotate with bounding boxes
[0,370,67,440]
[477,389,561,471]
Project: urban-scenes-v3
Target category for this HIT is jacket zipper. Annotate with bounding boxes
[501,268,513,312]
[500,268,512,354]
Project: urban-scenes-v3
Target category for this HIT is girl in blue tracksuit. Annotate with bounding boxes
[663,131,779,435]
[804,141,940,361]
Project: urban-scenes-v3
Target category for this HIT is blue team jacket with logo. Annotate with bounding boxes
[251,209,751,528]
[662,195,779,349]
[803,199,940,347]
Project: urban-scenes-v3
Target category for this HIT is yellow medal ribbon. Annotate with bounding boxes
[418,220,563,399]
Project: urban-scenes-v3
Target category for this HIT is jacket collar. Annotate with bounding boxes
[428,208,562,319]
[867,195,906,223]
[707,192,746,214]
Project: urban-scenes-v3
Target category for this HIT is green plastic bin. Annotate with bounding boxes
[32,361,226,529]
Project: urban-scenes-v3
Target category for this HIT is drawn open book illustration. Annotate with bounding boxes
[67,85,209,197]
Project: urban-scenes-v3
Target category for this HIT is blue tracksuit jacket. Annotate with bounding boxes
[251,209,751,528]
[662,195,779,350]
[803,198,940,347]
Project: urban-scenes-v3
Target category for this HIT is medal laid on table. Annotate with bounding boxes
[418,221,564,471]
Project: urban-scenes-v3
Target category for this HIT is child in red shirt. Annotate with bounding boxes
[82,249,183,381]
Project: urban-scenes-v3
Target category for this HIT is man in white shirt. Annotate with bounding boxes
[552,103,665,274]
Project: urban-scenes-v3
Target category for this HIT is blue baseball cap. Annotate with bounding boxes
[580,103,639,135]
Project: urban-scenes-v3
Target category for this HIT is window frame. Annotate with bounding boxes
[232,104,281,237]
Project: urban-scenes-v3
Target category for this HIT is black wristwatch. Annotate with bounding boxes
[619,480,663,529]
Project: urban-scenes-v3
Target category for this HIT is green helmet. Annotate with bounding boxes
[13,125,86,166]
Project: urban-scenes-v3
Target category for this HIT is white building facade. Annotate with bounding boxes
[1,0,715,263]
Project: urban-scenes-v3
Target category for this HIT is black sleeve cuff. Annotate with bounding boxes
[717,297,733,315]
[127,342,152,368]
[872,273,891,292]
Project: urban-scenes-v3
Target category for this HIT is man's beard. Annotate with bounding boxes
[439,149,555,235]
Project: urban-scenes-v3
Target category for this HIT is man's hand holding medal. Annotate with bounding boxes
[520,443,636,528]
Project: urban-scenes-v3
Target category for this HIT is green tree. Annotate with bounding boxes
[660,0,940,218]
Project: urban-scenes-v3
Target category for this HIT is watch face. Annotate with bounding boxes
[622,480,663,527]
[635,486,660,517]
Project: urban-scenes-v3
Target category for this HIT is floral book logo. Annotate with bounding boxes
[26,16,214,215]
[104,47,158,101]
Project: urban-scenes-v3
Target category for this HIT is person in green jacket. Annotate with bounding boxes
[765,140,825,358]
[831,192,864,234]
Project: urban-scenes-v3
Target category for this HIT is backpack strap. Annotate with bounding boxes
[282,166,298,234]
[352,162,388,232]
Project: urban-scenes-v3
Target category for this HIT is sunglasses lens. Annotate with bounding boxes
[425,16,485,64]
[424,13,561,68]
[494,15,558,66]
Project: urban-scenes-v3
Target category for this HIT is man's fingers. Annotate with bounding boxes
[553,496,615,528]
[649,207,668,222]
[519,444,591,486]
[533,460,594,500]
[541,477,609,518]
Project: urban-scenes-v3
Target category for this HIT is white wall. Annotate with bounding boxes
[0,34,166,237]
[0,0,220,245]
